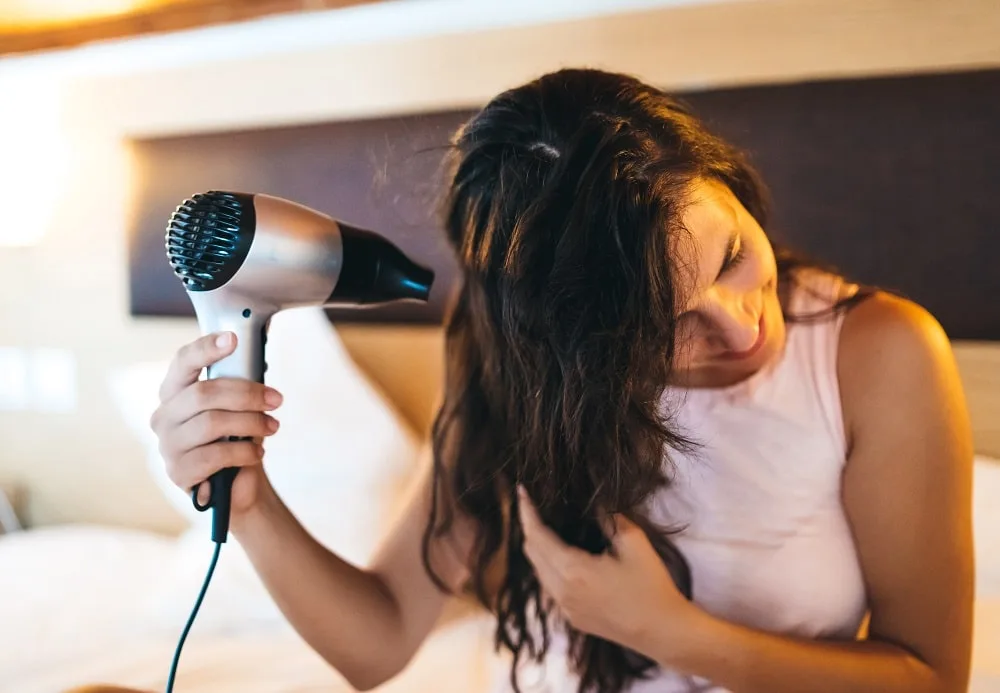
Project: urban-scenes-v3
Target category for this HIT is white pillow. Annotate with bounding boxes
[108,306,423,568]
[974,455,1000,598]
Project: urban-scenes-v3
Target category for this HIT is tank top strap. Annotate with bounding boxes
[782,269,860,463]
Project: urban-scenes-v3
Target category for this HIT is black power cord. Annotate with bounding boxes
[165,541,223,693]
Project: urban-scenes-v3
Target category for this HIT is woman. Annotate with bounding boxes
[143,68,973,692]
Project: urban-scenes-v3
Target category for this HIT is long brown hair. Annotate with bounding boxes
[421,68,823,693]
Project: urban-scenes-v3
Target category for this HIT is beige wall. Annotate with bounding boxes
[0,0,998,533]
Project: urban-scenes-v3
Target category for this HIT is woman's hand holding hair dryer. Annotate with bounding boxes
[149,330,283,515]
[147,330,469,691]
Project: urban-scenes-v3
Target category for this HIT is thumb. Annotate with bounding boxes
[606,514,646,556]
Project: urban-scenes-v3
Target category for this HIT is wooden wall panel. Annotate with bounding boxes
[126,68,1000,337]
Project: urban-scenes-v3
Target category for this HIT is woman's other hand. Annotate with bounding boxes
[517,486,703,657]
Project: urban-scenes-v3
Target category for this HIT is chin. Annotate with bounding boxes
[704,343,776,386]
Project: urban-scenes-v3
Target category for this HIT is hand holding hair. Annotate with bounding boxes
[516,486,703,661]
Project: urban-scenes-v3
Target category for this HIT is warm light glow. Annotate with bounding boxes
[0,77,70,247]
[0,0,171,30]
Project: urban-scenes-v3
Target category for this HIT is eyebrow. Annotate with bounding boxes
[714,232,738,283]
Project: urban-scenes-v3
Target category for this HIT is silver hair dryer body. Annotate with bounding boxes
[165,191,433,543]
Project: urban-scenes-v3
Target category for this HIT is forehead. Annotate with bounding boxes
[671,178,741,295]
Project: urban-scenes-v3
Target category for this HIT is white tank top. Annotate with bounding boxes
[499,271,869,692]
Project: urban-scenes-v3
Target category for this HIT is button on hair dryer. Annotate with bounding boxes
[165,191,434,544]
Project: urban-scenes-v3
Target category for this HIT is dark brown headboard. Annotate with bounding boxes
[125,109,472,324]
[126,67,1000,338]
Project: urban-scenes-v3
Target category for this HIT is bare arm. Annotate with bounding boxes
[233,446,474,691]
[838,293,973,689]
[150,334,477,690]
[647,293,975,692]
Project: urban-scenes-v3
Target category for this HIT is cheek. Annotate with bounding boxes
[751,232,778,280]
[736,238,777,291]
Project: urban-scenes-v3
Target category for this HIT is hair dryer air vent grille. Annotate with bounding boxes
[165,191,256,292]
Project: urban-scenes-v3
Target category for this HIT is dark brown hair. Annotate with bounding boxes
[421,68,836,693]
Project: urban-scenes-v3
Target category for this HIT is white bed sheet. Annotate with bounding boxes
[5,455,1000,692]
[8,614,504,693]
[0,525,508,693]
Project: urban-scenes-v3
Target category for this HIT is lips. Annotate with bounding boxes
[719,316,766,361]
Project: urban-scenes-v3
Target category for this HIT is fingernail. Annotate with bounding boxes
[215,332,232,348]
[264,388,283,407]
[267,417,279,432]
[257,444,265,457]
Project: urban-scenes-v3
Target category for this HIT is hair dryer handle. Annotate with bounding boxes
[188,294,272,543]
[192,466,240,540]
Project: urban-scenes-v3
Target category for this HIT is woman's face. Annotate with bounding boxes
[669,178,785,389]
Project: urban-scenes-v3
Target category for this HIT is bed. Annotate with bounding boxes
[3,452,1000,692]
[3,66,999,692]
[0,529,507,693]
[0,306,511,693]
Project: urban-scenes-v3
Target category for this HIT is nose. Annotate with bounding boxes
[704,291,761,353]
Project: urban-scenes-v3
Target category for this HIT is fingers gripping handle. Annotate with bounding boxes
[193,466,241,542]
[189,295,270,544]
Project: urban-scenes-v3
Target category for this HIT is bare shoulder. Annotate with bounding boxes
[839,291,952,376]
[837,289,970,456]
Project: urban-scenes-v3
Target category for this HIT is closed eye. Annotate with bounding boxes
[716,233,746,281]
[679,232,748,319]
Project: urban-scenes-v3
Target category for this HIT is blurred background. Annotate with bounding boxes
[0,1,998,691]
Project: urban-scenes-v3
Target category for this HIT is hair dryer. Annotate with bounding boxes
[165,191,434,544]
